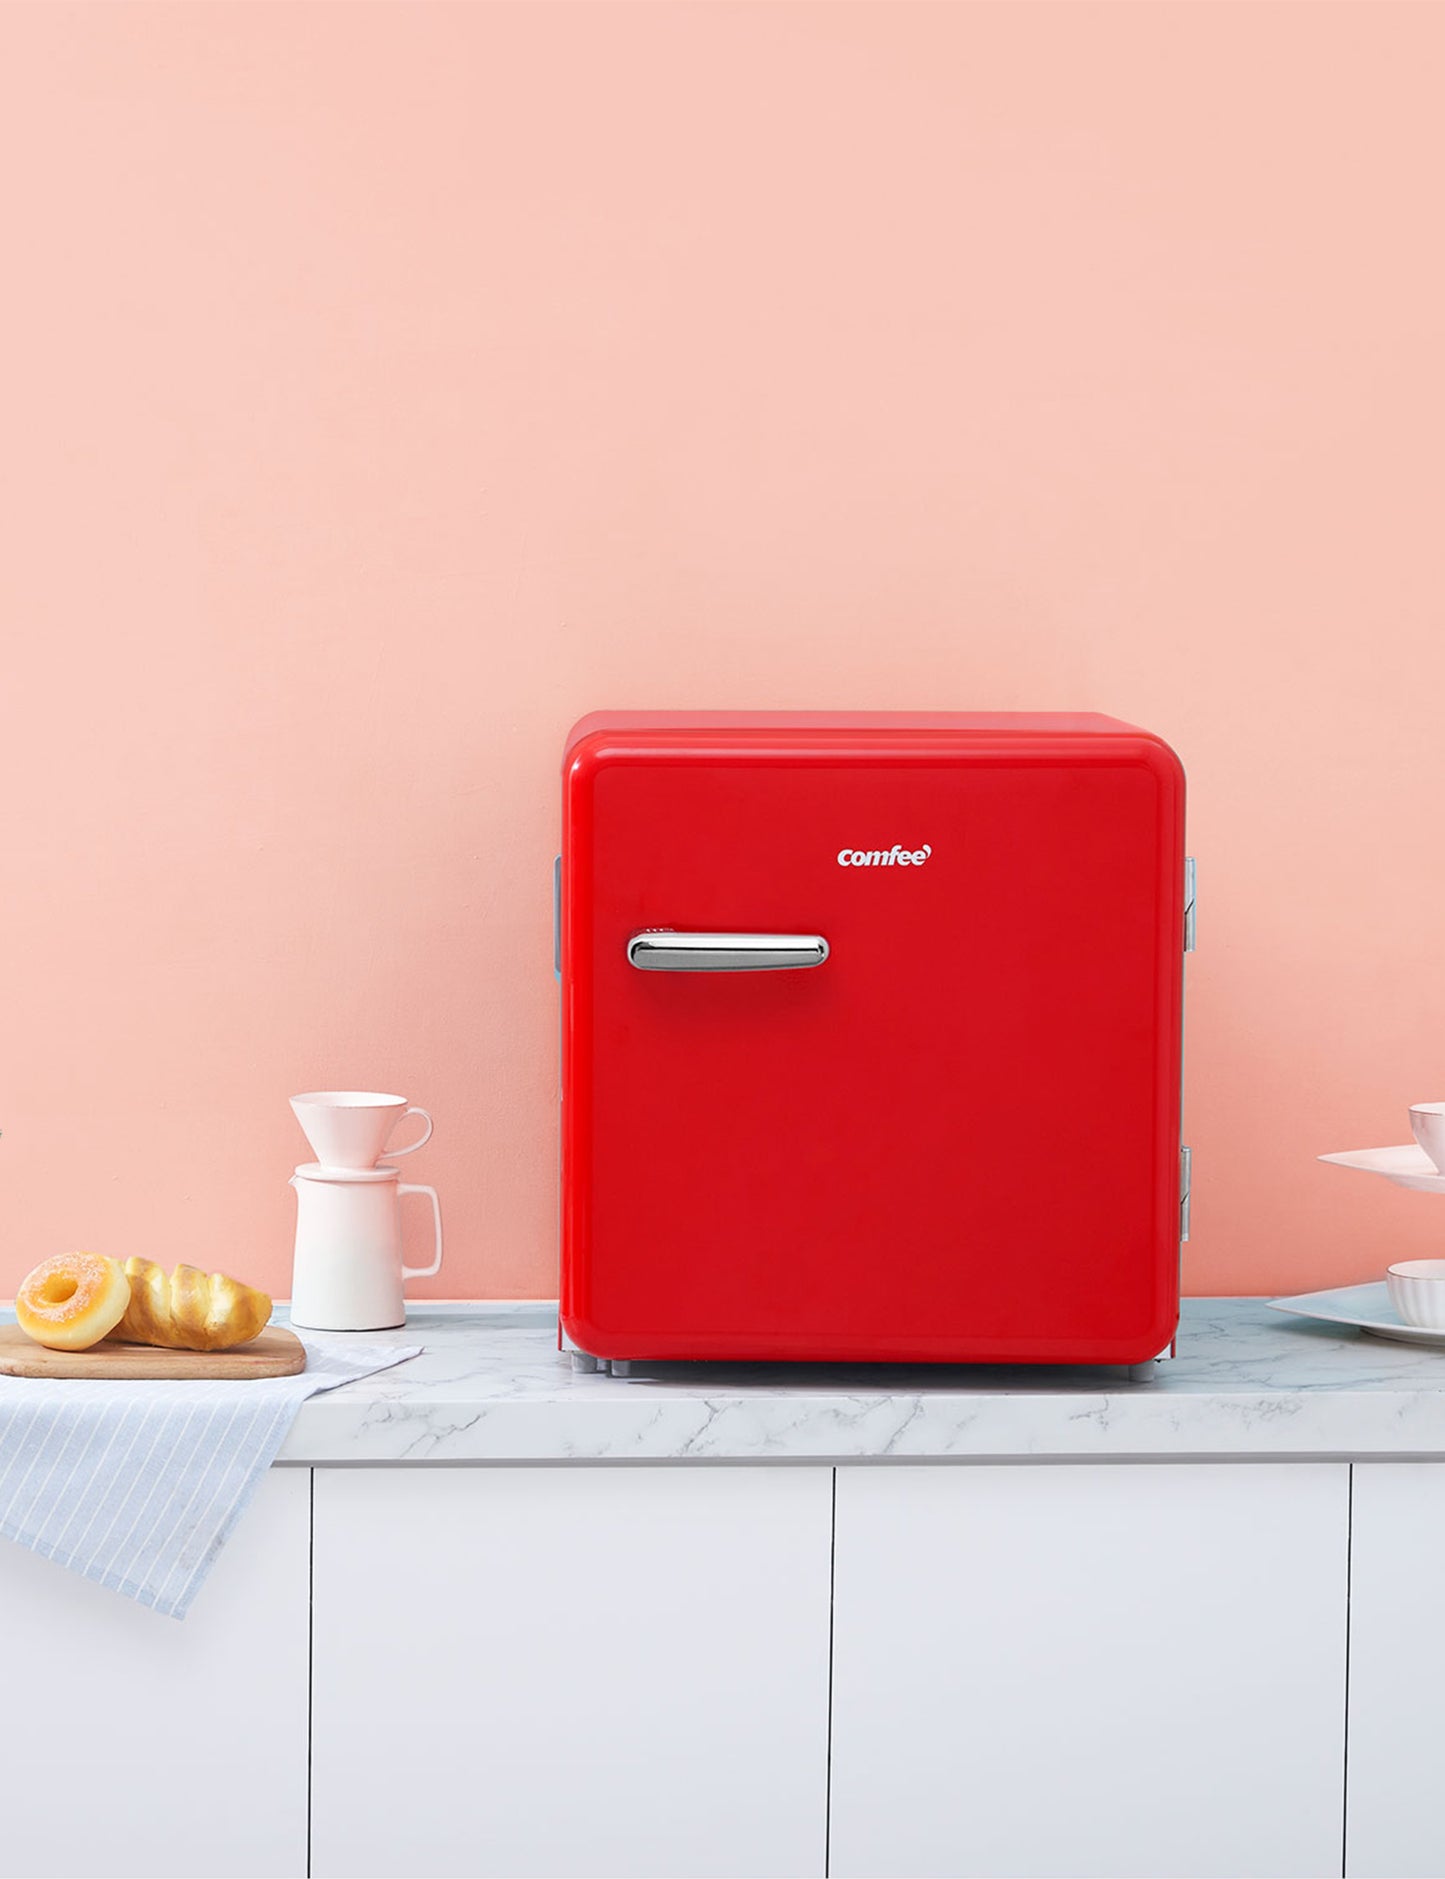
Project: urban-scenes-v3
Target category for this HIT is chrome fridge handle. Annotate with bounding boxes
[627,931,830,972]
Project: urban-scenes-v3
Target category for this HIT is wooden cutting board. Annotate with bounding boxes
[0,1324,306,1380]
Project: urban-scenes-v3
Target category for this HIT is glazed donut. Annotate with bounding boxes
[15,1252,132,1351]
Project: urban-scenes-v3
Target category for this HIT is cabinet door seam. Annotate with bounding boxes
[825,1465,837,1879]
[1342,1461,1353,1879]
[307,1466,315,1879]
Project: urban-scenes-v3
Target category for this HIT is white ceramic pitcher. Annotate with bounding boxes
[289,1162,442,1331]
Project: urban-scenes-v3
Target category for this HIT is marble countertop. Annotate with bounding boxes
[274,1296,1445,1464]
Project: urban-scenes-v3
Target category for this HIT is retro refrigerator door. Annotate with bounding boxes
[562,730,1185,1363]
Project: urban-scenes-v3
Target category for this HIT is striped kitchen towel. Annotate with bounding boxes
[0,1332,418,1617]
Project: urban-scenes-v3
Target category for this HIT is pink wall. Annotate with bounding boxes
[2,0,1442,1302]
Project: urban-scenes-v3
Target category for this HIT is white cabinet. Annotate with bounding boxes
[0,1468,310,1879]
[310,1465,833,1879]
[830,1462,1349,1879]
[1345,1463,1445,1877]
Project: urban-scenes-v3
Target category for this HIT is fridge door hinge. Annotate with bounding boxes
[1180,1144,1193,1242]
[1184,856,1197,953]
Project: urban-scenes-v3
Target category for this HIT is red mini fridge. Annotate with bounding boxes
[559,711,1191,1367]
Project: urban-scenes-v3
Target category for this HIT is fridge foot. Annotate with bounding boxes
[1126,1360,1158,1384]
[570,1351,600,1375]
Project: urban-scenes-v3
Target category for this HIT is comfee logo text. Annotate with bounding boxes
[837,844,932,867]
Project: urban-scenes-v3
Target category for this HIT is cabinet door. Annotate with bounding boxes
[311,1466,832,1879]
[1346,1463,1445,1877]
[0,1467,309,1879]
[831,1463,1348,1879]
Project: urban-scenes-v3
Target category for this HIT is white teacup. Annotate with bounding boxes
[1388,1259,1445,1330]
[290,1091,434,1171]
[1409,1103,1445,1174]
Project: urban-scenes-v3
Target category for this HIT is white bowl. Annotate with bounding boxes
[1409,1103,1445,1173]
[1387,1260,1445,1330]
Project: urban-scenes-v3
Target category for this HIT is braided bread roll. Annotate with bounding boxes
[116,1257,272,1352]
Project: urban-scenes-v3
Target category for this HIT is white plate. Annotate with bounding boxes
[1268,1281,1445,1348]
[1318,1144,1445,1194]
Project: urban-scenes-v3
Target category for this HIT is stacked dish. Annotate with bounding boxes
[1272,1104,1445,1345]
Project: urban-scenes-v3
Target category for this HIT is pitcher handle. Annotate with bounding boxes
[398,1183,443,1281]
